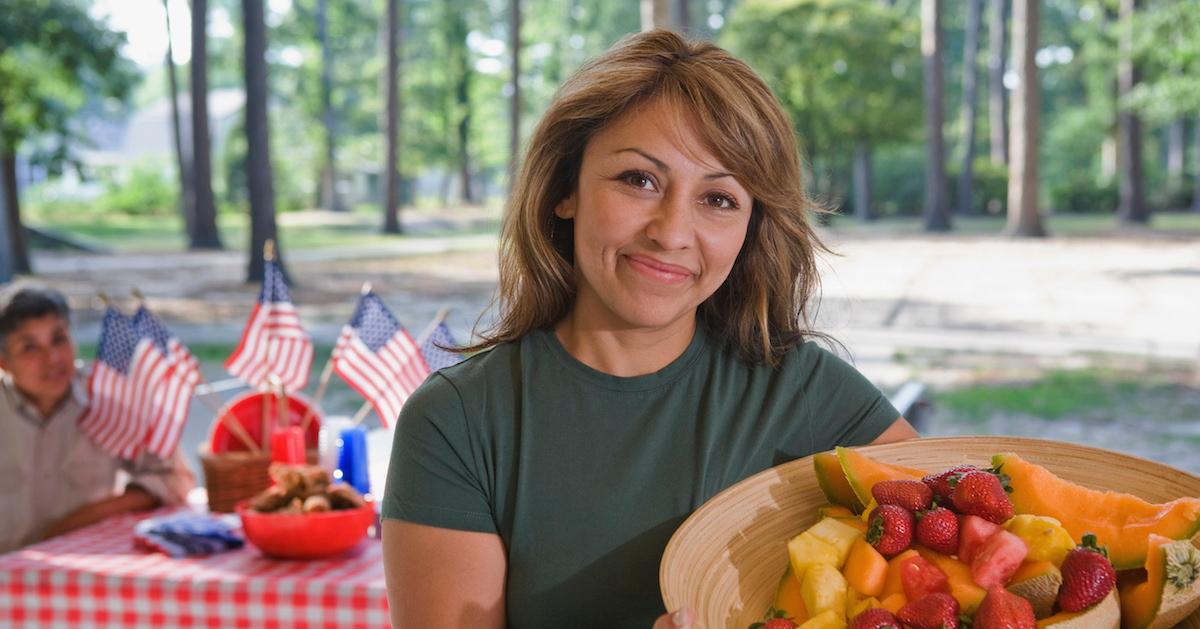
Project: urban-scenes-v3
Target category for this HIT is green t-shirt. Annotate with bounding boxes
[382,325,898,628]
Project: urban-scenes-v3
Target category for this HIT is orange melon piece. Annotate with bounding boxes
[915,547,987,614]
[817,504,857,519]
[843,538,888,597]
[814,451,863,512]
[1118,534,1200,629]
[836,446,927,507]
[993,452,1200,570]
[774,567,810,624]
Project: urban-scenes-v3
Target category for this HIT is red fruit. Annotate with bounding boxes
[922,464,979,502]
[899,554,950,602]
[848,607,900,629]
[1057,533,1117,612]
[915,507,960,555]
[951,471,1014,524]
[759,620,795,629]
[958,514,1002,563]
[871,479,933,511]
[750,608,796,629]
[970,529,1028,589]
[973,585,1035,629]
[897,592,960,629]
[866,504,915,557]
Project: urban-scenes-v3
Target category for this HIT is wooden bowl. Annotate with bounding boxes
[659,436,1200,628]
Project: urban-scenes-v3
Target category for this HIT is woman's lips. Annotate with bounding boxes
[624,254,695,284]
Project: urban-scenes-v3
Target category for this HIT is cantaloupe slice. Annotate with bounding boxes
[915,547,988,614]
[1036,589,1120,628]
[1007,559,1063,619]
[835,446,927,508]
[993,452,1200,570]
[814,451,863,512]
[1118,534,1200,629]
[774,567,810,624]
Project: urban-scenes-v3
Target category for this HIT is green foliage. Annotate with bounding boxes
[1048,173,1118,214]
[98,164,179,216]
[722,0,922,163]
[1126,0,1200,121]
[949,160,1009,215]
[871,144,926,217]
[935,369,1141,422]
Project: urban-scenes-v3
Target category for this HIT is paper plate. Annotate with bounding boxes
[208,390,322,453]
[659,436,1200,628]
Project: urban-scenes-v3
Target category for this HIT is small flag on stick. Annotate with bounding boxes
[419,318,464,372]
[225,250,313,392]
[133,306,201,459]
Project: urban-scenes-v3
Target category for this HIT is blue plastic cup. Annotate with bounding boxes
[335,425,371,496]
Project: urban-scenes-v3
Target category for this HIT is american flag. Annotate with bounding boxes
[79,308,170,459]
[133,307,201,459]
[419,320,464,372]
[332,291,430,428]
[225,258,313,392]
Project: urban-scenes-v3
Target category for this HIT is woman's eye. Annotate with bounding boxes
[705,193,739,210]
[620,171,656,191]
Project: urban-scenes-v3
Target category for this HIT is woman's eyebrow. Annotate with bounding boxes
[613,147,734,180]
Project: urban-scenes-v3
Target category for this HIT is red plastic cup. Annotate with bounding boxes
[270,426,306,465]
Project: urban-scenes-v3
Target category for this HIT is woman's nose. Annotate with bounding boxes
[644,192,694,250]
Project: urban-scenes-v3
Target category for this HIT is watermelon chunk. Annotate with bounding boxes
[970,529,1029,589]
[899,554,950,603]
[958,514,1002,564]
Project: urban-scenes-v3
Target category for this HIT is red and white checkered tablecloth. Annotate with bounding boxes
[0,508,390,628]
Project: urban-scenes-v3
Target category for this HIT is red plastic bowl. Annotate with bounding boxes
[209,391,322,454]
[236,500,375,559]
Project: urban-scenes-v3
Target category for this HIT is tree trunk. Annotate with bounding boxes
[922,0,951,231]
[1166,118,1184,185]
[508,0,521,192]
[190,0,223,249]
[451,12,475,205]
[673,0,689,33]
[163,0,197,242]
[1116,0,1147,224]
[1194,114,1200,213]
[640,0,670,31]
[383,0,403,234]
[852,141,872,222]
[242,0,284,282]
[1005,0,1044,237]
[1,152,30,273]
[988,0,1008,165]
[0,166,12,282]
[317,0,343,212]
[957,0,982,216]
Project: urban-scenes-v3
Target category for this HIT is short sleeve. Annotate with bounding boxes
[381,373,497,533]
[799,344,901,451]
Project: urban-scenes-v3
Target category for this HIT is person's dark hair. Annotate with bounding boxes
[0,287,71,349]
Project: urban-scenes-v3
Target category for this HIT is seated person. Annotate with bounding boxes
[0,285,195,554]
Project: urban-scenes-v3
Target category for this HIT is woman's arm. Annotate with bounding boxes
[871,417,920,444]
[382,519,508,629]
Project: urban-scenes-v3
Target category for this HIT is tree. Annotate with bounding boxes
[724,0,920,212]
[0,171,13,283]
[163,0,197,240]
[447,6,476,204]
[242,0,286,281]
[316,0,344,212]
[509,0,522,190]
[383,0,403,234]
[0,0,136,274]
[641,0,670,31]
[922,0,951,231]
[956,0,982,216]
[1116,0,1147,224]
[988,0,1008,165]
[190,0,224,249]
[1005,0,1044,237]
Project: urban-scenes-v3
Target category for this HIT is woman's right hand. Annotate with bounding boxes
[652,608,694,628]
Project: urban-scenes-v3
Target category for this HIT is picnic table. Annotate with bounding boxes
[0,507,390,628]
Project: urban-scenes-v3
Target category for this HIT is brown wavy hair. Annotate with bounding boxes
[467,29,830,367]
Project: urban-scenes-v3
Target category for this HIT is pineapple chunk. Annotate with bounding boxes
[806,517,864,567]
[846,592,879,619]
[788,532,841,583]
[797,608,845,629]
[801,564,848,621]
[1005,514,1076,567]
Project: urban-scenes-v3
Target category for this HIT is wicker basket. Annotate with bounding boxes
[659,436,1200,629]
[199,444,318,513]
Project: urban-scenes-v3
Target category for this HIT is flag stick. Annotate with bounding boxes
[349,399,373,427]
[274,378,287,429]
[416,306,452,346]
[298,361,333,434]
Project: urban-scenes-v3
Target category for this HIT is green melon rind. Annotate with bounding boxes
[813,451,863,513]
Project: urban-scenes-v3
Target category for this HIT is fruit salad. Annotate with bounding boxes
[748,447,1200,629]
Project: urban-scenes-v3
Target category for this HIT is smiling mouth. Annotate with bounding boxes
[624,254,695,284]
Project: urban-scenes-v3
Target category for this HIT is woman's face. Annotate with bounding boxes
[555,99,753,334]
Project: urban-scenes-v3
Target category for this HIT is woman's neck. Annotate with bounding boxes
[553,310,697,377]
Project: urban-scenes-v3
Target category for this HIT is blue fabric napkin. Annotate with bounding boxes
[133,512,244,557]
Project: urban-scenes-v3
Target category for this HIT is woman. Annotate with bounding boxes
[381,30,918,628]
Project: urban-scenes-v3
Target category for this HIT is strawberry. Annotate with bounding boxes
[897,592,960,629]
[866,504,914,557]
[973,585,1035,629]
[1056,533,1117,612]
[922,464,978,503]
[848,607,900,629]
[749,607,796,629]
[950,470,1014,524]
[872,479,933,511]
[915,507,960,555]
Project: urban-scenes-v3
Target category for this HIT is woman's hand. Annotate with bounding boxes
[651,608,694,628]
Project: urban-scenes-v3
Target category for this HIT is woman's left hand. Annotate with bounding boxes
[652,608,693,628]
